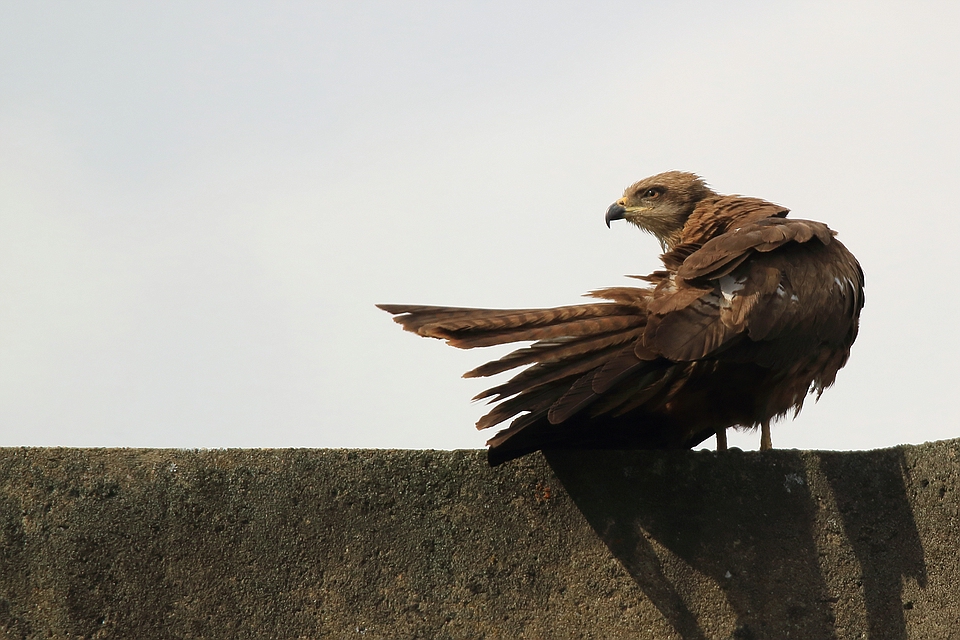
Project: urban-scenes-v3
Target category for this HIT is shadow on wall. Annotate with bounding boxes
[545,447,926,640]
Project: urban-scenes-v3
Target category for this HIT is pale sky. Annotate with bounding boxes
[1,2,958,452]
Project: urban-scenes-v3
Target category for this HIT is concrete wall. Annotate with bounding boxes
[0,442,956,639]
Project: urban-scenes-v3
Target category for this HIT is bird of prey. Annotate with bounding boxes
[379,172,864,466]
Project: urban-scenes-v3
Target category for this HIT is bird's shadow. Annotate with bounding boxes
[544,447,926,640]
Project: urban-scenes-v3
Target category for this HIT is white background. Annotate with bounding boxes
[1,2,957,451]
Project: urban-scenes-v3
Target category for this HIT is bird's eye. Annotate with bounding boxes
[643,188,662,198]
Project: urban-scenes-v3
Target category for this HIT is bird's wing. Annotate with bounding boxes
[644,217,861,364]
[539,217,861,434]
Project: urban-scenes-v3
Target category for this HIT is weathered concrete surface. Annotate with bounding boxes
[0,442,956,639]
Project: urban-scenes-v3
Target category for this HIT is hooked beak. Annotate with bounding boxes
[605,202,627,228]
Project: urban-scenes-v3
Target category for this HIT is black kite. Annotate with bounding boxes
[379,172,864,465]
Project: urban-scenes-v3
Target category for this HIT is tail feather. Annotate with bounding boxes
[466,326,645,380]
[474,382,571,431]
[440,315,643,349]
[377,293,662,460]
[547,368,605,425]
[591,347,652,394]
[377,302,640,347]
[473,341,630,402]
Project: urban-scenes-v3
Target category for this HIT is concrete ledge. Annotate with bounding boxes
[0,442,956,639]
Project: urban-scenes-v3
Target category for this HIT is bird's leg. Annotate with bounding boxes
[716,428,727,451]
[760,420,772,450]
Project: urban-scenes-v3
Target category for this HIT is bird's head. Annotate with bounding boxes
[605,171,715,250]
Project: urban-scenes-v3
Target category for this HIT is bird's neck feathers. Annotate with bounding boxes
[634,214,688,252]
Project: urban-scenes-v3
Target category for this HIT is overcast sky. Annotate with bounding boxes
[1,2,958,452]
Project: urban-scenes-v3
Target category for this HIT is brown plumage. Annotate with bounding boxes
[378,171,864,465]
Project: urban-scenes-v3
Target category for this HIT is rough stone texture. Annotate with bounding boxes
[0,442,956,639]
